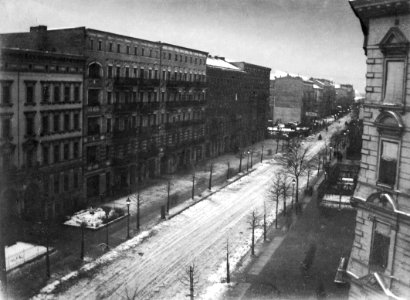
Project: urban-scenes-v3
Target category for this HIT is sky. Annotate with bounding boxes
[0,0,367,93]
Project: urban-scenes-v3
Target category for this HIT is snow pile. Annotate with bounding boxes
[64,207,107,228]
[5,242,47,271]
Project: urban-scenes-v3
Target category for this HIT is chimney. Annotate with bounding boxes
[30,25,48,50]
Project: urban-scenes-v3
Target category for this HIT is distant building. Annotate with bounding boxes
[347,1,410,299]
[0,47,85,220]
[336,84,355,111]
[271,75,315,125]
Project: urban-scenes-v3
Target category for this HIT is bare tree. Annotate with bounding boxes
[247,209,261,256]
[179,263,200,300]
[269,175,283,228]
[166,180,173,213]
[280,173,292,216]
[278,138,311,212]
[130,191,145,231]
[80,221,87,260]
[263,201,267,241]
[226,238,230,283]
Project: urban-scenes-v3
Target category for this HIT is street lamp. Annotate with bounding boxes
[291,179,296,210]
[250,149,253,168]
[329,146,333,161]
[126,197,131,239]
[247,150,250,172]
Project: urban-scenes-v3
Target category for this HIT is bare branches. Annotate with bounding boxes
[179,262,200,300]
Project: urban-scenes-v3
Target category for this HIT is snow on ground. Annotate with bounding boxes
[34,115,349,300]
[64,208,107,228]
[6,242,47,271]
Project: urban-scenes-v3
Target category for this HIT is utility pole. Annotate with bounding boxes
[208,163,213,191]
[191,172,195,200]
[167,180,171,213]
[226,161,230,180]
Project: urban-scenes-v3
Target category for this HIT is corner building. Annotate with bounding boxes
[347,1,410,299]
[0,46,85,221]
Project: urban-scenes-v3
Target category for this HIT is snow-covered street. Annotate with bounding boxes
[34,116,349,300]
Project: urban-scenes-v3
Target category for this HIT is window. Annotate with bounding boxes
[64,143,69,160]
[54,144,60,163]
[74,86,80,102]
[53,114,60,132]
[107,91,112,104]
[133,68,137,77]
[74,113,80,130]
[142,48,145,56]
[125,67,130,78]
[108,66,113,78]
[149,49,152,57]
[87,146,98,164]
[54,86,60,102]
[73,171,79,188]
[1,83,11,105]
[88,63,101,78]
[115,91,120,103]
[107,118,112,133]
[64,174,69,191]
[1,118,11,139]
[378,140,398,186]
[64,113,70,131]
[88,89,100,106]
[98,40,102,51]
[116,66,121,78]
[127,45,130,54]
[384,60,405,104]
[109,42,113,52]
[42,115,49,135]
[43,145,49,165]
[90,39,94,50]
[64,85,70,102]
[41,85,49,103]
[26,85,34,104]
[168,53,171,60]
[54,174,60,194]
[134,47,137,55]
[26,114,35,136]
[88,117,100,135]
[73,141,79,158]
[117,43,121,53]
[370,231,390,271]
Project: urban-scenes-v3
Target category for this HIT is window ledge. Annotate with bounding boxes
[0,103,13,107]
[24,102,36,106]
[376,181,394,190]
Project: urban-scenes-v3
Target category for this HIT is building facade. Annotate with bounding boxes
[1,26,208,206]
[0,47,85,221]
[347,1,410,299]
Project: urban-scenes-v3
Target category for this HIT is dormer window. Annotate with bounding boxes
[379,27,409,106]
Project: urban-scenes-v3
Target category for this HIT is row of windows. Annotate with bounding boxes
[42,140,81,165]
[89,39,204,65]
[89,89,205,106]
[0,81,81,106]
[41,112,81,135]
[87,110,204,135]
[44,169,81,196]
[89,63,205,81]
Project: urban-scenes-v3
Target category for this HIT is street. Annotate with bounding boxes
[33,116,349,300]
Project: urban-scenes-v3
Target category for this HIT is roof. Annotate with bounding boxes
[206,56,241,71]
[270,70,310,81]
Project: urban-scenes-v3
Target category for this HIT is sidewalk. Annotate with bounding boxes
[5,139,278,300]
[223,171,356,300]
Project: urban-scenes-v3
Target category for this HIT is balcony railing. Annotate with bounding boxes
[166,80,207,89]
[114,77,160,88]
[167,100,206,109]
[113,102,138,112]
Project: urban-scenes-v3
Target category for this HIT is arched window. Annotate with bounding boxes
[88,63,101,79]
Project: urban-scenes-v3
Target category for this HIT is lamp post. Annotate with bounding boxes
[260,143,264,162]
[247,150,250,172]
[291,179,296,210]
[227,161,230,180]
[329,146,333,161]
[250,149,253,168]
[136,192,141,231]
[239,150,242,173]
[126,197,131,239]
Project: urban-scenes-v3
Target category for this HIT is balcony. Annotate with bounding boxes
[137,102,160,113]
[166,80,207,89]
[113,102,138,113]
[87,77,103,88]
[112,129,137,139]
[86,105,101,114]
[167,100,206,110]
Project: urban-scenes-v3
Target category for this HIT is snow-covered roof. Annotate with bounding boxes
[270,70,310,81]
[206,56,241,71]
[313,84,322,89]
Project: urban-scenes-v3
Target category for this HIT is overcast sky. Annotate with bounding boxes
[1,0,366,93]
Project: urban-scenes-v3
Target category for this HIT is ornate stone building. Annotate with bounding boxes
[347,1,410,298]
[0,46,85,221]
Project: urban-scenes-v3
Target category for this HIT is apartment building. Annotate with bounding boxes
[0,46,85,221]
